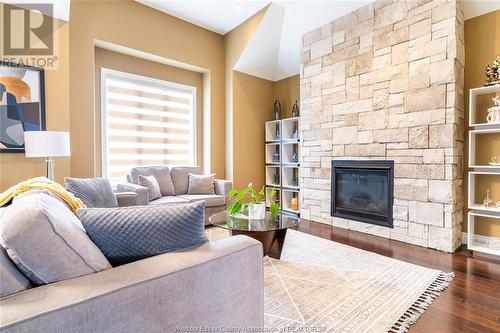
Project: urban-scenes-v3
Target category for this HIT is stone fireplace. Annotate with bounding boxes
[299,0,465,252]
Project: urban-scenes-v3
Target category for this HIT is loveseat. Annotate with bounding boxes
[0,191,264,333]
[117,166,232,224]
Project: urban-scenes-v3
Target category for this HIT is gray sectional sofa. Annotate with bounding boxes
[0,191,264,332]
[117,166,232,224]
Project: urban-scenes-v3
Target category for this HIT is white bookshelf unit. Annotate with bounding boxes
[265,117,300,217]
[467,85,500,257]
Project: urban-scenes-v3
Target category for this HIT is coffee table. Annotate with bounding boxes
[209,211,300,259]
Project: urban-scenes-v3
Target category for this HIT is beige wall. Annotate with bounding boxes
[93,48,204,175]
[224,6,268,184]
[0,18,70,190]
[232,71,275,189]
[464,10,500,237]
[274,75,300,119]
[69,0,225,179]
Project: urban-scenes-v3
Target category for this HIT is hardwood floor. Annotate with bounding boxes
[290,220,500,333]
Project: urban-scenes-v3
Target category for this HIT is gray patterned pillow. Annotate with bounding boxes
[77,202,208,266]
[65,178,118,208]
[138,175,161,201]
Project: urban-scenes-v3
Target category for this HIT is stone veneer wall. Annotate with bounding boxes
[299,0,465,252]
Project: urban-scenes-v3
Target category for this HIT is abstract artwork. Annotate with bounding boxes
[0,61,46,153]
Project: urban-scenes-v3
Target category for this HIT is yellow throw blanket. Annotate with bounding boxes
[0,178,86,214]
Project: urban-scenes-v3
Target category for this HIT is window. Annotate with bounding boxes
[101,68,196,183]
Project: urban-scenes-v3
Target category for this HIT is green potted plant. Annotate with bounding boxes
[227,183,280,219]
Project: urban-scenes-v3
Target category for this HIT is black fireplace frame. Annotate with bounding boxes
[331,160,394,228]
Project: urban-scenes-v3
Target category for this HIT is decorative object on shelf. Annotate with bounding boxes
[291,100,299,117]
[24,131,71,181]
[496,201,500,208]
[1,61,46,153]
[293,125,299,139]
[483,189,492,207]
[227,183,280,218]
[274,97,281,120]
[274,171,280,185]
[291,195,299,211]
[291,149,298,163]
[485,55,500,86]
[292,173,299,187]
[275,127,280,140]
[273,146,280,162]
[489,156,500,166]
[486,96,500,123]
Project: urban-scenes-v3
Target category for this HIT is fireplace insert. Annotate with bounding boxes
[331,160,394,228]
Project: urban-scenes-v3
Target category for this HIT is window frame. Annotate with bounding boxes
[100,67,197,180]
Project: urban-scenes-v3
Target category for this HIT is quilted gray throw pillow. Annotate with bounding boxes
[77,202,208,266]
[65,177,118,208]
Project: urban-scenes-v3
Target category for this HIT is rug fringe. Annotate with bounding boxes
[388,272,454,333]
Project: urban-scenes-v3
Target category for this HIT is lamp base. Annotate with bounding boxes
[46,158,55,181]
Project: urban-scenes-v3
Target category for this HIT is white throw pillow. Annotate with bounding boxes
[138,175,162,201]
[187,173,216,195]
[0,192,111,285]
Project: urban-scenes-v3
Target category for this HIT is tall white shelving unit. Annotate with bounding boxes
[467,85,500,256]
[265,117,300,216]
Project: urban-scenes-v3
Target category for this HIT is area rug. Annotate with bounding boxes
[206,228,453,333]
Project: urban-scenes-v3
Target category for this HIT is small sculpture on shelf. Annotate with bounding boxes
[291,149,298,163]
[273,146,280,163]
[486,96,500,124]
[274,98,281,120]
[292,172,299,187]
[275,127,280,140]
[489,156,500,166]
[292,125,299,139]
[291,100,299,117]
[485,55,500,86]
[483,189,492,207]
[274,172,280,185]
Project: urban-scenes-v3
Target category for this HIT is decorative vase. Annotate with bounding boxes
[273,146,280,162]
[292,149,298,163]
[274,172,280,185]
[291,100,299,117]
[248,203,266,220]
[292,175,299,187]
[291,197,299,211]
[274,98,281,120]
[293,127,299,139]
[275,128,280,140]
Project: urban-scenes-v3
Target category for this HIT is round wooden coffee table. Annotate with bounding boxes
[209,211,300,259]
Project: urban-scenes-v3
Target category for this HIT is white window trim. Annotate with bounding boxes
[100,67,197,179]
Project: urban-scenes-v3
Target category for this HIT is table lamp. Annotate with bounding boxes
[24,131,71,181]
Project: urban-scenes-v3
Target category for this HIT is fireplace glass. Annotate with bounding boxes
[331,160,393,228]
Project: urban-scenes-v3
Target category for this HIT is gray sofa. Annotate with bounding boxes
[0,192,264,333]
[117,166,232,225]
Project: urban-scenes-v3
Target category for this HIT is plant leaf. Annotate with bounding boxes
[270,202,280,216]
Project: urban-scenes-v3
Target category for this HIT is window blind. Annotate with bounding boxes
[101,68,196,183]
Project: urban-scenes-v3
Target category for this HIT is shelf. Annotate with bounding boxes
[282,142,299,164]
[468,129,500,167]
[265,143,281,164]
[469,165,500,170]
[469,128,500,134]
[265,120,281,142]
[469,204,500,216]
[265,165,281,187]
[469,85,500,126]
[470,122,500,129]
[467,211,500,256]
[469,85,500,94]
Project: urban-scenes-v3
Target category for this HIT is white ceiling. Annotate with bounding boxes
[136,0,269,34]
[1,0,71,22]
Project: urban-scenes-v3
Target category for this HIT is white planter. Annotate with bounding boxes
[248,203,266,220]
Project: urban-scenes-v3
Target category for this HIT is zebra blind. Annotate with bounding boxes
[101,68,196,183]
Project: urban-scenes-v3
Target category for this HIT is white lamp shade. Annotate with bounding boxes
[24,131,71,158]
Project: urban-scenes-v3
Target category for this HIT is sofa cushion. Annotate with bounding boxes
[171,166,203,195]
[187,173,216,195]
[130,166,175,196]
[138,175,161,201]
[77,202,208,266]
[65,177,118,208]
[0,246,31,298]
[178,194,225,207]
[0,192,111,285]
[149,196,191,205]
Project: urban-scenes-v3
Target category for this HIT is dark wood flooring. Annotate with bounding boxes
[290,220,500,333]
